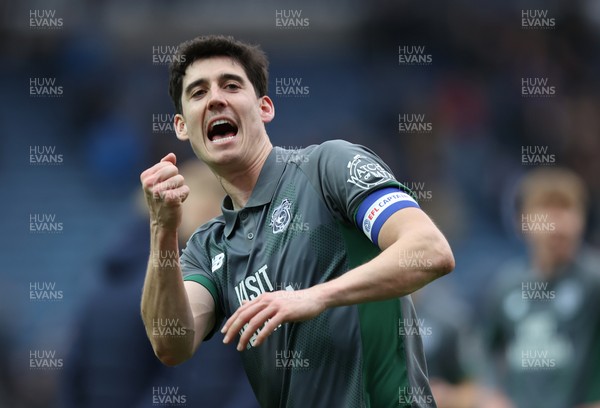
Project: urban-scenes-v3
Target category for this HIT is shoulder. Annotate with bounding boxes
[305,139,364,157]
[282,140,366,161]
[316,139,358,150]
[181,216,226,268]
[273,140,362,174]
[292,139,379,174]
[577,247,600,278]
[186,215,226,247]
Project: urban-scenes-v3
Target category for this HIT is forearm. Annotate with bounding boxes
[141,225,195,365]
[315,227,453,308]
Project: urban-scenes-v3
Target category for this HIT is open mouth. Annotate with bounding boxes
[207,119,239,143]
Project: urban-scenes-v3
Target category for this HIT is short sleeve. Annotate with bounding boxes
[300,140,419,245]
[180,234,224,341]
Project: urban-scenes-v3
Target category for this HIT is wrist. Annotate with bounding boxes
[150,222,180,246]
[310,281,338,310]
[150,220,179,235]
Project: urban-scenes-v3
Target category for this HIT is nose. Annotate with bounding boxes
[207,87,227,110]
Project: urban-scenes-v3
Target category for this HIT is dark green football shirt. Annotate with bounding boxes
[483,250,600,408]
[181,140,436,408]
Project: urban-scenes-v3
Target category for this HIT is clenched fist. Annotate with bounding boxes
[140,153,190,231]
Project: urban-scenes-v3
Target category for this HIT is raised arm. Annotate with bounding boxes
[140,153,215,366]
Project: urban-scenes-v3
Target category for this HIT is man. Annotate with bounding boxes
[480,167,600,408]
[140,35,454,408]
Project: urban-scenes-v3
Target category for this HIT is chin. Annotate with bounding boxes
[209,150,242,166]
[552,250,576,267]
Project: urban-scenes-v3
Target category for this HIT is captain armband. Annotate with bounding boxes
[355,187,419,246]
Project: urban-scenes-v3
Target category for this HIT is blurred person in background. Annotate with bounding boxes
[60,160,258,408]
[479,167,600,408]
[411,284,478,408]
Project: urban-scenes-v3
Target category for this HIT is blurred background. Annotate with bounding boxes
[1,0,599,407]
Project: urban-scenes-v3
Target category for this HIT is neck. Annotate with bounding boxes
[531,255,555,278]
[530,249,571,279]
[214,142,273,210]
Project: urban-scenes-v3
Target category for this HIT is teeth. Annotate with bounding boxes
[212,135,236,144]
[210,119,232,130]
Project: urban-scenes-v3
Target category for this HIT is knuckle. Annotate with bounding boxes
[248,314,261,326]
[147,175,159,187]
[239,310,252,322]
[151,184,163,195]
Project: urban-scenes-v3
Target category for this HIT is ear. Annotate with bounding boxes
[174,114,189,141]
[259,95,275,124]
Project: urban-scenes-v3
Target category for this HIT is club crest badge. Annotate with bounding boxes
[270,198,292,234]
[347,154,393,190]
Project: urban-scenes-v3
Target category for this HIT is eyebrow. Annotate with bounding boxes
[184,73,245,97]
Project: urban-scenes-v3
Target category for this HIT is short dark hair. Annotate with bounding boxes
[168,35,269,114]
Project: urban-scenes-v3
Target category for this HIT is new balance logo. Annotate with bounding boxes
[211,253,225,272]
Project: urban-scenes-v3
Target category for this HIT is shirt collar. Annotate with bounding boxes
[221,147,286,238]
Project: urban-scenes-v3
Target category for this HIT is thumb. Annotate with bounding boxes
[160,153,177,165]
